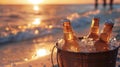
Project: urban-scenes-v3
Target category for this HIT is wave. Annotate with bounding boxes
[0,14,24,23]
[0,24,62,44]
[0,5,120,44]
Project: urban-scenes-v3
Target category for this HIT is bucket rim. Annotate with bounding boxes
[56,42,120,54]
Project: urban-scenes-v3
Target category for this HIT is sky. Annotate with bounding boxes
[0,0,120,4]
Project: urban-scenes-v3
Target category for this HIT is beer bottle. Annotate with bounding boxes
[87,17,99,40]
[62,19,80,52]
[94,20,114,52]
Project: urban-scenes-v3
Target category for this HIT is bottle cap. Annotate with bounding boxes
[93,16,100,19]
[105,19,114,25]
[62,18,71,23]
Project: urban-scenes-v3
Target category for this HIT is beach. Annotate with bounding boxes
[0,4,120,67]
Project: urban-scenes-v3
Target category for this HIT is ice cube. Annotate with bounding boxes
[79,37,95,52]
[110,37,120,50]
[57,39,65,49]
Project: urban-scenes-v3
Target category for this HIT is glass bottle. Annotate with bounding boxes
[94,20,114,52]
[62,19,80,52]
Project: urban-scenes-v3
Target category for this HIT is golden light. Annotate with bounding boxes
[28,0,44,4]
[36,48,50,57]
[32,18,41,25]
[48,25,53,29]
[24,58,28,61]
[33,5,39,11]
[34,29,39,34]
[18,25,22,29]
[27,24,32,28]
[5,27,10,31]
[67,34,75,40]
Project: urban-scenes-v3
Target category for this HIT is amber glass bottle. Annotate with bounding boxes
[62,19,80,52]
[94,20,114,52]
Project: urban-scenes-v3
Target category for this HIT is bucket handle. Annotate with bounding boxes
[51,43,64,67]
[51,43,59,67]
[51,45,56,67]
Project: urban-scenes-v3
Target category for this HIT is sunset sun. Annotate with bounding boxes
[28,0,44,4]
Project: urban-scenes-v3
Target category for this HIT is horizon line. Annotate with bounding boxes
[0,3,120,5]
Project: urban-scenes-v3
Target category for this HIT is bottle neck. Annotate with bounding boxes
[90,18,99,34]
[89,26,99,34]
[91,18,99,27]
[64,27,76,40]
[88,18,99,40]
[63,22,76,40]
[64,32,75,40]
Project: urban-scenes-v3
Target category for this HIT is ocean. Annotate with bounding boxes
[0,4,120,67]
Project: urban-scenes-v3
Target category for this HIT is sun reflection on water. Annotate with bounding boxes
[32,18,41,25]
[36,48,50,57]
[31,48,51,60]
[34,29,39,34]
[33,5,39,11]
[30,42,56,60]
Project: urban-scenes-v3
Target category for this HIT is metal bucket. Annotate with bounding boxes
[57,44,119,67]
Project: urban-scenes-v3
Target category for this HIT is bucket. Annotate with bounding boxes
[56,43,119,67]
